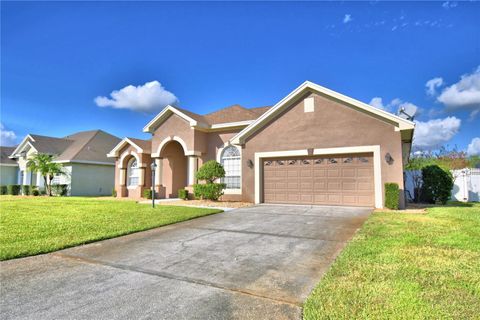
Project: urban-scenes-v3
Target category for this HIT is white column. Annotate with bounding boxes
[36,172,43,188]
[23,170,28,185]
[187,156,198,186]
[155,158,162,186]
[119,168,126,186]
[138,167,145,186]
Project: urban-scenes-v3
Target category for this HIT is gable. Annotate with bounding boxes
[231,81,415,145]
[243,92,401,148]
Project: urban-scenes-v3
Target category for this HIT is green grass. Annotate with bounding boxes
[0,196,222,260]
[303,203,480,320]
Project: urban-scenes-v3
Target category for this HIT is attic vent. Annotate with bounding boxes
[304,97,314,113]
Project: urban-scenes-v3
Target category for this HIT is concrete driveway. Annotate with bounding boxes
[0,205,371,320]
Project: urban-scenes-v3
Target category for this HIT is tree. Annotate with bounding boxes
[421,165,454,204]
[434,146,470,182]
[193,160,226,201]
[27,153,66,196]
[405,155,435,202]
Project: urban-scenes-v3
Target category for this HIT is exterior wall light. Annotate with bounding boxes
[247,159,254,168]
[385,153,394,165]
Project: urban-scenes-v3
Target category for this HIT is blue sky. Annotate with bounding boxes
[1,1,479,154]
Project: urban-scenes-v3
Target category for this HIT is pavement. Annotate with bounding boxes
[0,204,371,320]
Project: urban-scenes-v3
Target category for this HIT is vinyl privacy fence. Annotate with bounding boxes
[405,168,480,202]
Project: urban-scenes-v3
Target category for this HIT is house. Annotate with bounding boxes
[0,146,19,185]
[9,130,121,196]
[108,81,415,208]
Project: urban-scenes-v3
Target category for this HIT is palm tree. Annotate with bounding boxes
[27,153,66,196]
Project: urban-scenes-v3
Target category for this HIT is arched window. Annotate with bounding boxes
[127,157,139,187]
[221,146,241,189]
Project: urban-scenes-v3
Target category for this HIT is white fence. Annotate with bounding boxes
[405,168,480,202]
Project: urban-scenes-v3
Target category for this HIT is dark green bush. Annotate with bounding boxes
[22,185,31,196]
[143,189,152,199]
[193,183,226,201]
[7,185,21,195]
[385,183,400,210]
[0,186,7,195]
[193,160,226,201]
[112,188,117,197]
[195,160,225,183]
[178,189,188,200]
[32,188,40,196]
[421,165,453,204]
[51,184,68,196]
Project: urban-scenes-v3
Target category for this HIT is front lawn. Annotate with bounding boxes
[304,203,480,319]
[0,196,222,260]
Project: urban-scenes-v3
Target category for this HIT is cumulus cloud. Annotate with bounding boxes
[95,81,178,113]
[425,77,444,96]
[0,123,17,146]
[437,66,480,118]
[467,137,480,156]
[413,116,461,150]
[343,14,352,24]
[369,97,419,118]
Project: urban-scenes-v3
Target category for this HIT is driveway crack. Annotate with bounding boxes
[51,252,302,308]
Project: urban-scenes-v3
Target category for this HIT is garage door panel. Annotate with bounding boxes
[263,154,374,206]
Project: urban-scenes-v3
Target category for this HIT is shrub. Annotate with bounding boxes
[195,160,225,183]
[32,188,40,196]
[385,183,400,210]
[193,183,226,201]
[22,185,31,196]
[193,160,226,201]
[421,165,453,204]
[143,189,152,199]
[51,184,68,196]
[7,185,21,195]
[112,188,117,197]
[178,189,188,200]
[0,186,7,195]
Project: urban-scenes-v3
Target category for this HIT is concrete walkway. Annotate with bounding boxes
[0,205,371,320]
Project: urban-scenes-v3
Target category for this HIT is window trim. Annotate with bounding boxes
[217,144,242,194]
[126,157,140,188]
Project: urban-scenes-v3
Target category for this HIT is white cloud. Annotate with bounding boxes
[343,14,352,24]
[425,77,444,96]
[467,137,480,156]
[442,1,458,9]
[437,66,480,118]
[95,81,178,113]
[0,123,17,146]
[369,97,419,118]
[413,116,461,150]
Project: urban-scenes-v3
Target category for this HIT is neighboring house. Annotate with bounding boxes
[10,130,121,196]
[108,81,415,208]
[0,146,19,185]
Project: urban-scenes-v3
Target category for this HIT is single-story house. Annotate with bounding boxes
[108,81,415,208]
[9,130,121,196]
[0,146,19,185]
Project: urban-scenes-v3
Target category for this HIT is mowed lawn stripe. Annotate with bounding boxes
[0,196,222,260]
[303,203,480,320]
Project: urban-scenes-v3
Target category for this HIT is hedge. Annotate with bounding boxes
[143,189,152,199]
[421,165,453,204]
[385,183,400,210]
[7,185,21,195]
[0,186,7,195]
[193,183,226,201]
[21,185,31,196]
[178,189,188,200]
[51,184,68,196]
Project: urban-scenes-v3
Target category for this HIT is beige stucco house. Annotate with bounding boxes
[9,130,120,196]
[108,81,415,208]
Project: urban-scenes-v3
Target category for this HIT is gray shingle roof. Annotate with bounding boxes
[0,146,17,165]
[12,130,120,164]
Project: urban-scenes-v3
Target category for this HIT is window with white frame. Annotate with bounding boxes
[127,157,139,187]
[220,146,241,189]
